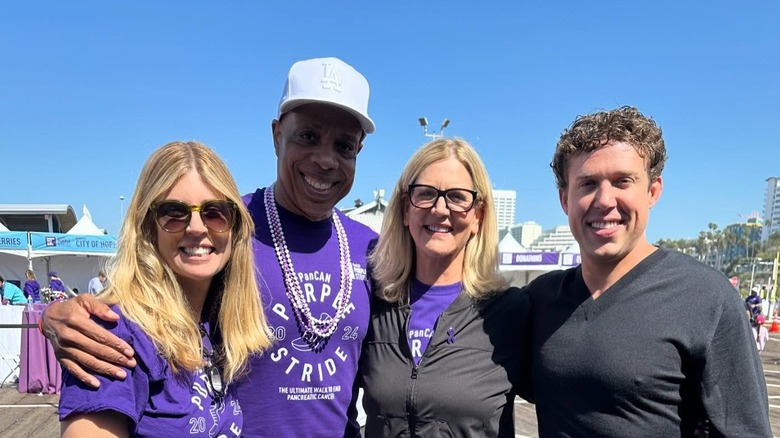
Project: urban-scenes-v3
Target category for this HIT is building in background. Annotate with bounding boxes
[723,216,764,262]
[508,221,543,248]
[342,189,389,234]
[492,189,516,233]
[763,177,780,242]
[527,225,576,252]
[0,204,77,233]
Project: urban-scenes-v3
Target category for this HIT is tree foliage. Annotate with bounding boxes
[654,222,779,296]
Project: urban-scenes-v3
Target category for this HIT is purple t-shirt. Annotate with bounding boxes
[408,279,462,364]
[49,278,66,292]
[59,306,242,437]
[236,188,376,438]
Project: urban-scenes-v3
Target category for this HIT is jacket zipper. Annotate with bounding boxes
[403,308,419,435]
[407,310,449,437]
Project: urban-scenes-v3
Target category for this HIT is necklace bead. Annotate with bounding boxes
[264,186,354,349]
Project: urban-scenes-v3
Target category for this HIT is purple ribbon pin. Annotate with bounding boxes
[447,327,455,344]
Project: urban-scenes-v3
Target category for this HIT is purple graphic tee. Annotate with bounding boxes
[235,188,376,438]
[59,306,242,437]
[408,280,462,364]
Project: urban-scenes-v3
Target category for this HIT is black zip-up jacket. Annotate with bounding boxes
[358,287,532,437]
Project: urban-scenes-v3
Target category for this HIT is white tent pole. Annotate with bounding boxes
[26,231,32,270]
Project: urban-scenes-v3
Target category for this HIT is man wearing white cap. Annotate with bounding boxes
[41,57,377,438]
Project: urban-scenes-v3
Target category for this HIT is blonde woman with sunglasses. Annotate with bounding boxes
[58,141,272,437]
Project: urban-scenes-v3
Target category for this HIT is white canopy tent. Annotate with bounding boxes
[30,255,110,294]
[0,206,116,292]
[499,234,561,286]
[498,233,526,253]
[498,235,581,287]
[66,205,106,236]
[0,231,31,286]
[560,242,581,268]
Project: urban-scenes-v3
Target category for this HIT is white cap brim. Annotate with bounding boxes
[280,98,375,134]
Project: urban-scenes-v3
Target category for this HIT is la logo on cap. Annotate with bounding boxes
[321,61,342,92]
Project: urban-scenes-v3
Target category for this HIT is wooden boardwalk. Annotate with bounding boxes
[2,336,780,437]
[0,386,59,437]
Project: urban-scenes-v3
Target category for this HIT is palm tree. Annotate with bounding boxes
[706,223,723,270]
[758,229,780,259]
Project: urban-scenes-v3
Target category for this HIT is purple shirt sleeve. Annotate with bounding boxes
[59,306,243,437]
[58,309,155,430]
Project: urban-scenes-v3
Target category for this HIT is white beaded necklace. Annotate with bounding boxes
[264,185,354,349]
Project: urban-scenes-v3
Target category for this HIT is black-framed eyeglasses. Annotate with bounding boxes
[199,324,224,399]
[149,200,237,233]
[408,184,478,213]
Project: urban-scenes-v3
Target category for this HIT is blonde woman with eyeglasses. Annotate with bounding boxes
[58,141,272,437]
[360,138,532,437]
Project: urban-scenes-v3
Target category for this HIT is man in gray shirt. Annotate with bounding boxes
[526,106,771,437]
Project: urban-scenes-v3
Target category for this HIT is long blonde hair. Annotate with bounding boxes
[101,141,272,383]
[369,138,507,304]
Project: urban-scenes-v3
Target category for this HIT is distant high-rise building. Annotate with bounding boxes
[492,189,516,232]
[508,221,543,248]
[762,177,780,242]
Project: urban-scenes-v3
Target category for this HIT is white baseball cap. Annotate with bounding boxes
[278,57,375,134]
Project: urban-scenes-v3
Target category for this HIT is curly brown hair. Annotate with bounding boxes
[551,106,667,190]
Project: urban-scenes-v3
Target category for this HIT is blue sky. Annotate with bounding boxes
[2,1,778,243]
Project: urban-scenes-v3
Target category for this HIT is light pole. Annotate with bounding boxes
[418,117,450,141]
[750,257,761,293]
[119,195,125,232]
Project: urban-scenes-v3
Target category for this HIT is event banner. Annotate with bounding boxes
[29,232,117,254]
[0,231,28,251]
[501,252,561,266]
[561,252,582,267]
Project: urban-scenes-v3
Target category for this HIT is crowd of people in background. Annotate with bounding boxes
[0,269,108,305]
